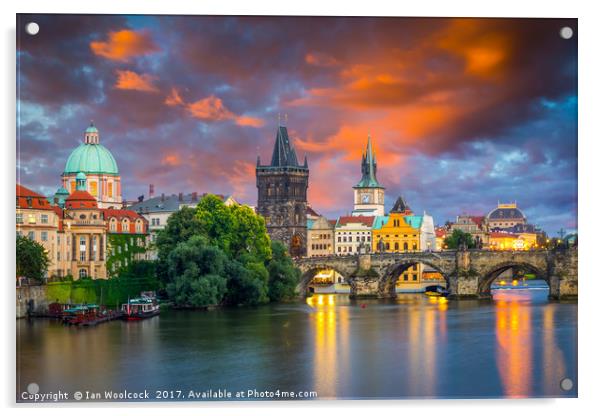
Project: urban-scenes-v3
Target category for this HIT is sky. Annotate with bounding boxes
[16,15,577,234]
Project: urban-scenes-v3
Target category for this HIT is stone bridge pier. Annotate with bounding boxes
[294,248,577,300]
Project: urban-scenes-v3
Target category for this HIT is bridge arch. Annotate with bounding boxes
[296,263,355,296]
[378,258,453,298]
[478,260,550,297]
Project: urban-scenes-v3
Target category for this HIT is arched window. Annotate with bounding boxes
[110,218,117,232]
[403,242,409,251]
[394,242,399,251]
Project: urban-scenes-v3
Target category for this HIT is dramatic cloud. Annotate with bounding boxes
[16,15,578,233]
[90,29,158,62]
[114,70,159,92]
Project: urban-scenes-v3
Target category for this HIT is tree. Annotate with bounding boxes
[195,195,271,262]
[267,241,301,301]
[16,235,49,282]
[165,236,228,307]
[443,229,476,249]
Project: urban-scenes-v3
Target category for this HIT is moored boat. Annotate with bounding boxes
[121,296,160,321]
[424,285,449,297]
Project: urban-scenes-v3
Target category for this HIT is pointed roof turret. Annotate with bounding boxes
[269,125,301,167]
[354,134,384,189]
[390,196,412,214]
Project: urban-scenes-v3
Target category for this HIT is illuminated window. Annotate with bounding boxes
[89,181,98,196]
[70,181,76,193]
[28,214,36,224]
[108,182,113,198]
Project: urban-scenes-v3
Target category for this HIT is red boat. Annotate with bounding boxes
[121,296,160,321]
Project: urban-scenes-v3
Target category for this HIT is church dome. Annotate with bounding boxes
[63,123,119,175]
[487,204,525,220]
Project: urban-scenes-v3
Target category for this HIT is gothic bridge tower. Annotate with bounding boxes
[256,123,309,257]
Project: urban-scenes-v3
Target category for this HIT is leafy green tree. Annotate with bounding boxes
[224,259,269,306]
[443,229,476,249]
[156,206,204,260]
[195,195,271,262]
[16,235,49,282]
[267,241,301,301]
[165,236,228,307]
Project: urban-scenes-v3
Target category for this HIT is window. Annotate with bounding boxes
[41,231,48,242]
[28,214,36,224]
[70,181,76,193]
[16,213,23,224]
[108,182,113,198]
[412,274,418,281]
[28,231,35,240]
[41,214,49,224]
[403,242,408,251]
[80,236,86,261]
[89,181,98,196]
[57,251,60,261]
[394,242,399,251]
[110,219,117,232]
[79,269,87,279]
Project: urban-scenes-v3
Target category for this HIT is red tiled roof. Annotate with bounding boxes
[102,208,146,221]
[470,216,485,227]
[16,184,54,210]
[306,205,320,217]
[435,228,447,238]
[490,232,519,238]
[103,208,148,234]
[337,215,375,227]
[328,219,337,226]
[65,190,98,209]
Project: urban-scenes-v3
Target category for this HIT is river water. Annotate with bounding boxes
[16,281,577,401]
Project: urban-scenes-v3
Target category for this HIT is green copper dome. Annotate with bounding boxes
[64,143,119,175]
[85,125,99,133]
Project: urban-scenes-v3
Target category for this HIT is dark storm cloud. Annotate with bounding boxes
[16,15,578,233]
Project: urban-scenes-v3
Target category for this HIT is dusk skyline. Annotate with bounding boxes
[16,15,577,233]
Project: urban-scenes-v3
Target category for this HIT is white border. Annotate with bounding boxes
[3,1,601,415]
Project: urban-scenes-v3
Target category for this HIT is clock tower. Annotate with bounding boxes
[352,135,385,216]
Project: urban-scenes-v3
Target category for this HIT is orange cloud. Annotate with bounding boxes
[305,52,339,67]
[165,88,184,106]
[235,115,265,127]
[90,29,159,62]
[183,95,264,127]
[437,20,510,79]
[114,70,159,92]
[187,95,234,121]
[161,153,181,166]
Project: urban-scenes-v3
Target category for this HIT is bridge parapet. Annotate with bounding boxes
[293,248,577,300]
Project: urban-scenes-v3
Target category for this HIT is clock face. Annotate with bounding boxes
[362,194,370,203]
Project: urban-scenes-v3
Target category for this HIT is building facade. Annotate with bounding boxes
[307,216,335,257]
[485,202,527,229]
[334,216,375,255]
[352,135,385,217]
[61,123,122,208]
[256,125,309,257]
[16,185,60,280]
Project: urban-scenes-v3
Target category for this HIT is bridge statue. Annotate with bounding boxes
[293,248,578,300]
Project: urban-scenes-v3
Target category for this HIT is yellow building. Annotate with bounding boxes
[372,197,440,291]
[16,185,60,281]
[489,231,536,251]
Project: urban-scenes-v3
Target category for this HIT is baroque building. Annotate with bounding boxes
[60,122,122,208]
[256,125,309,257]
[352,135,385,216]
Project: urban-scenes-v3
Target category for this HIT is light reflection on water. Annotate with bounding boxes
[17,283,576,401]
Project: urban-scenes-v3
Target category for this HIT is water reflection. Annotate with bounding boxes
[17,288,576,400]
[495,291,533,398]
[307,294,340,398]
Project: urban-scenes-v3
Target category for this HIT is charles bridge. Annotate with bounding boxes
[293,248,578,300]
